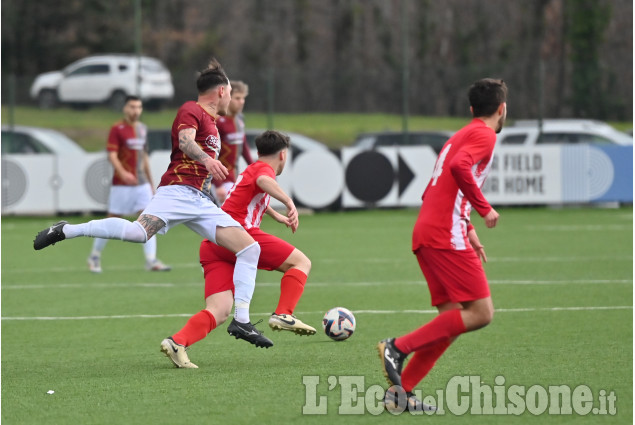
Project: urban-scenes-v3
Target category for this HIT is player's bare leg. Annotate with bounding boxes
[269,249,316,335]
[458,297,494,331]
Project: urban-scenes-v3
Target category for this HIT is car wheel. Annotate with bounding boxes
[109,90,127,111]
[37,90,58,109]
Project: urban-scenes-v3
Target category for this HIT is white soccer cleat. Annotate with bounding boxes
[87,255,102,273]
[268,313,316,335]
[160,337,198,369]
[146,259,172,272]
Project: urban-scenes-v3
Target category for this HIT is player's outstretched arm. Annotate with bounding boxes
[257,175,298,232]
[178,128,228,181]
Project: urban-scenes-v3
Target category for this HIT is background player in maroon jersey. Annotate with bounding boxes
[378,78,507,412]
[214,80,254,204]
[34,59,270,349]
[160,131,315,368]
[88,96,170,273]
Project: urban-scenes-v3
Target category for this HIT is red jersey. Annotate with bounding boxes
[159,101,222,198]
[216,113,254,185]
[222,161,276,229]
[106,120,148,186]
[413,119,495,251]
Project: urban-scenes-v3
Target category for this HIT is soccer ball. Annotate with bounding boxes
[322,307,356,341]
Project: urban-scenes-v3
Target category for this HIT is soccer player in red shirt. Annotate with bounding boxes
[161,131,314,368]
[33,59,271,349]
[378,78,507,412]
[214,80,254,204]
[88,96,170,273]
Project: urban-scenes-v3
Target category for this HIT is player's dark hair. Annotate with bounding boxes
[124,95,141,104]
[255,131,290,156]
[469,78,507,117]
[196,58,229,94]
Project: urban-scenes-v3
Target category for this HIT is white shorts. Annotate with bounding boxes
[108,183,153,216]
[141,185,242,243]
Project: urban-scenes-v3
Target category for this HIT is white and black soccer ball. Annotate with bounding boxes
[322,307,356,341]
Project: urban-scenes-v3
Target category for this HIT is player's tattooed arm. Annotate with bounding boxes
[178,128,210,163]
[137,214,166,239]
[178,128,228,180]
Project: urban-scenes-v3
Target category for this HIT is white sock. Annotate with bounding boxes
[234,303,250,324]
[232,242,261,324]
[143,235,157,262]
[91,238,108,256]
[63,218,147,242]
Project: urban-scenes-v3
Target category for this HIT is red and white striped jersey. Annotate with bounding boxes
[412,118,496,251]
[222,161,276,229]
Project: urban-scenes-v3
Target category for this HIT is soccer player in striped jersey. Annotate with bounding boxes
[378,78,507,413]
[161,131,315,368]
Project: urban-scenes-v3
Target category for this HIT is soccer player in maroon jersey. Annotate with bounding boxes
[160,131,315,368]
[214,80,254,204]
[88,95,170,273]
[33,59,271,349]
[378,78,507,412]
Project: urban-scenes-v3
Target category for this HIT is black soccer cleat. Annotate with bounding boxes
[377,338,406,387]
[33,221,68,250]
[227,318,274,348]
[383,385,437,414]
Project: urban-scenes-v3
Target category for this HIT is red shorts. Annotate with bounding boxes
[200,227,296,298]
[414,246,490,306]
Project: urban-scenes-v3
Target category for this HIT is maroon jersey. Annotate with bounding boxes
[159,101,221,198]
[222,161,276,230]
[106,120,148,186]
[412,119,495,251]
[216,113,254,185]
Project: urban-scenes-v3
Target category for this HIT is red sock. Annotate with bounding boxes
[401,339,452,392]
[172,309,217,347]
[275,268,307,315]
[394,309,466,354]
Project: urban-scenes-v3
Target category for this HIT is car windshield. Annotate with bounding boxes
[34,128,86,154]
[39,130,84,153]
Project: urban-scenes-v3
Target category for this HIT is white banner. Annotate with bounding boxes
[2,145,631,215]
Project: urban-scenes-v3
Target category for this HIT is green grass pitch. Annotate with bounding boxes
[2,207,632,424]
